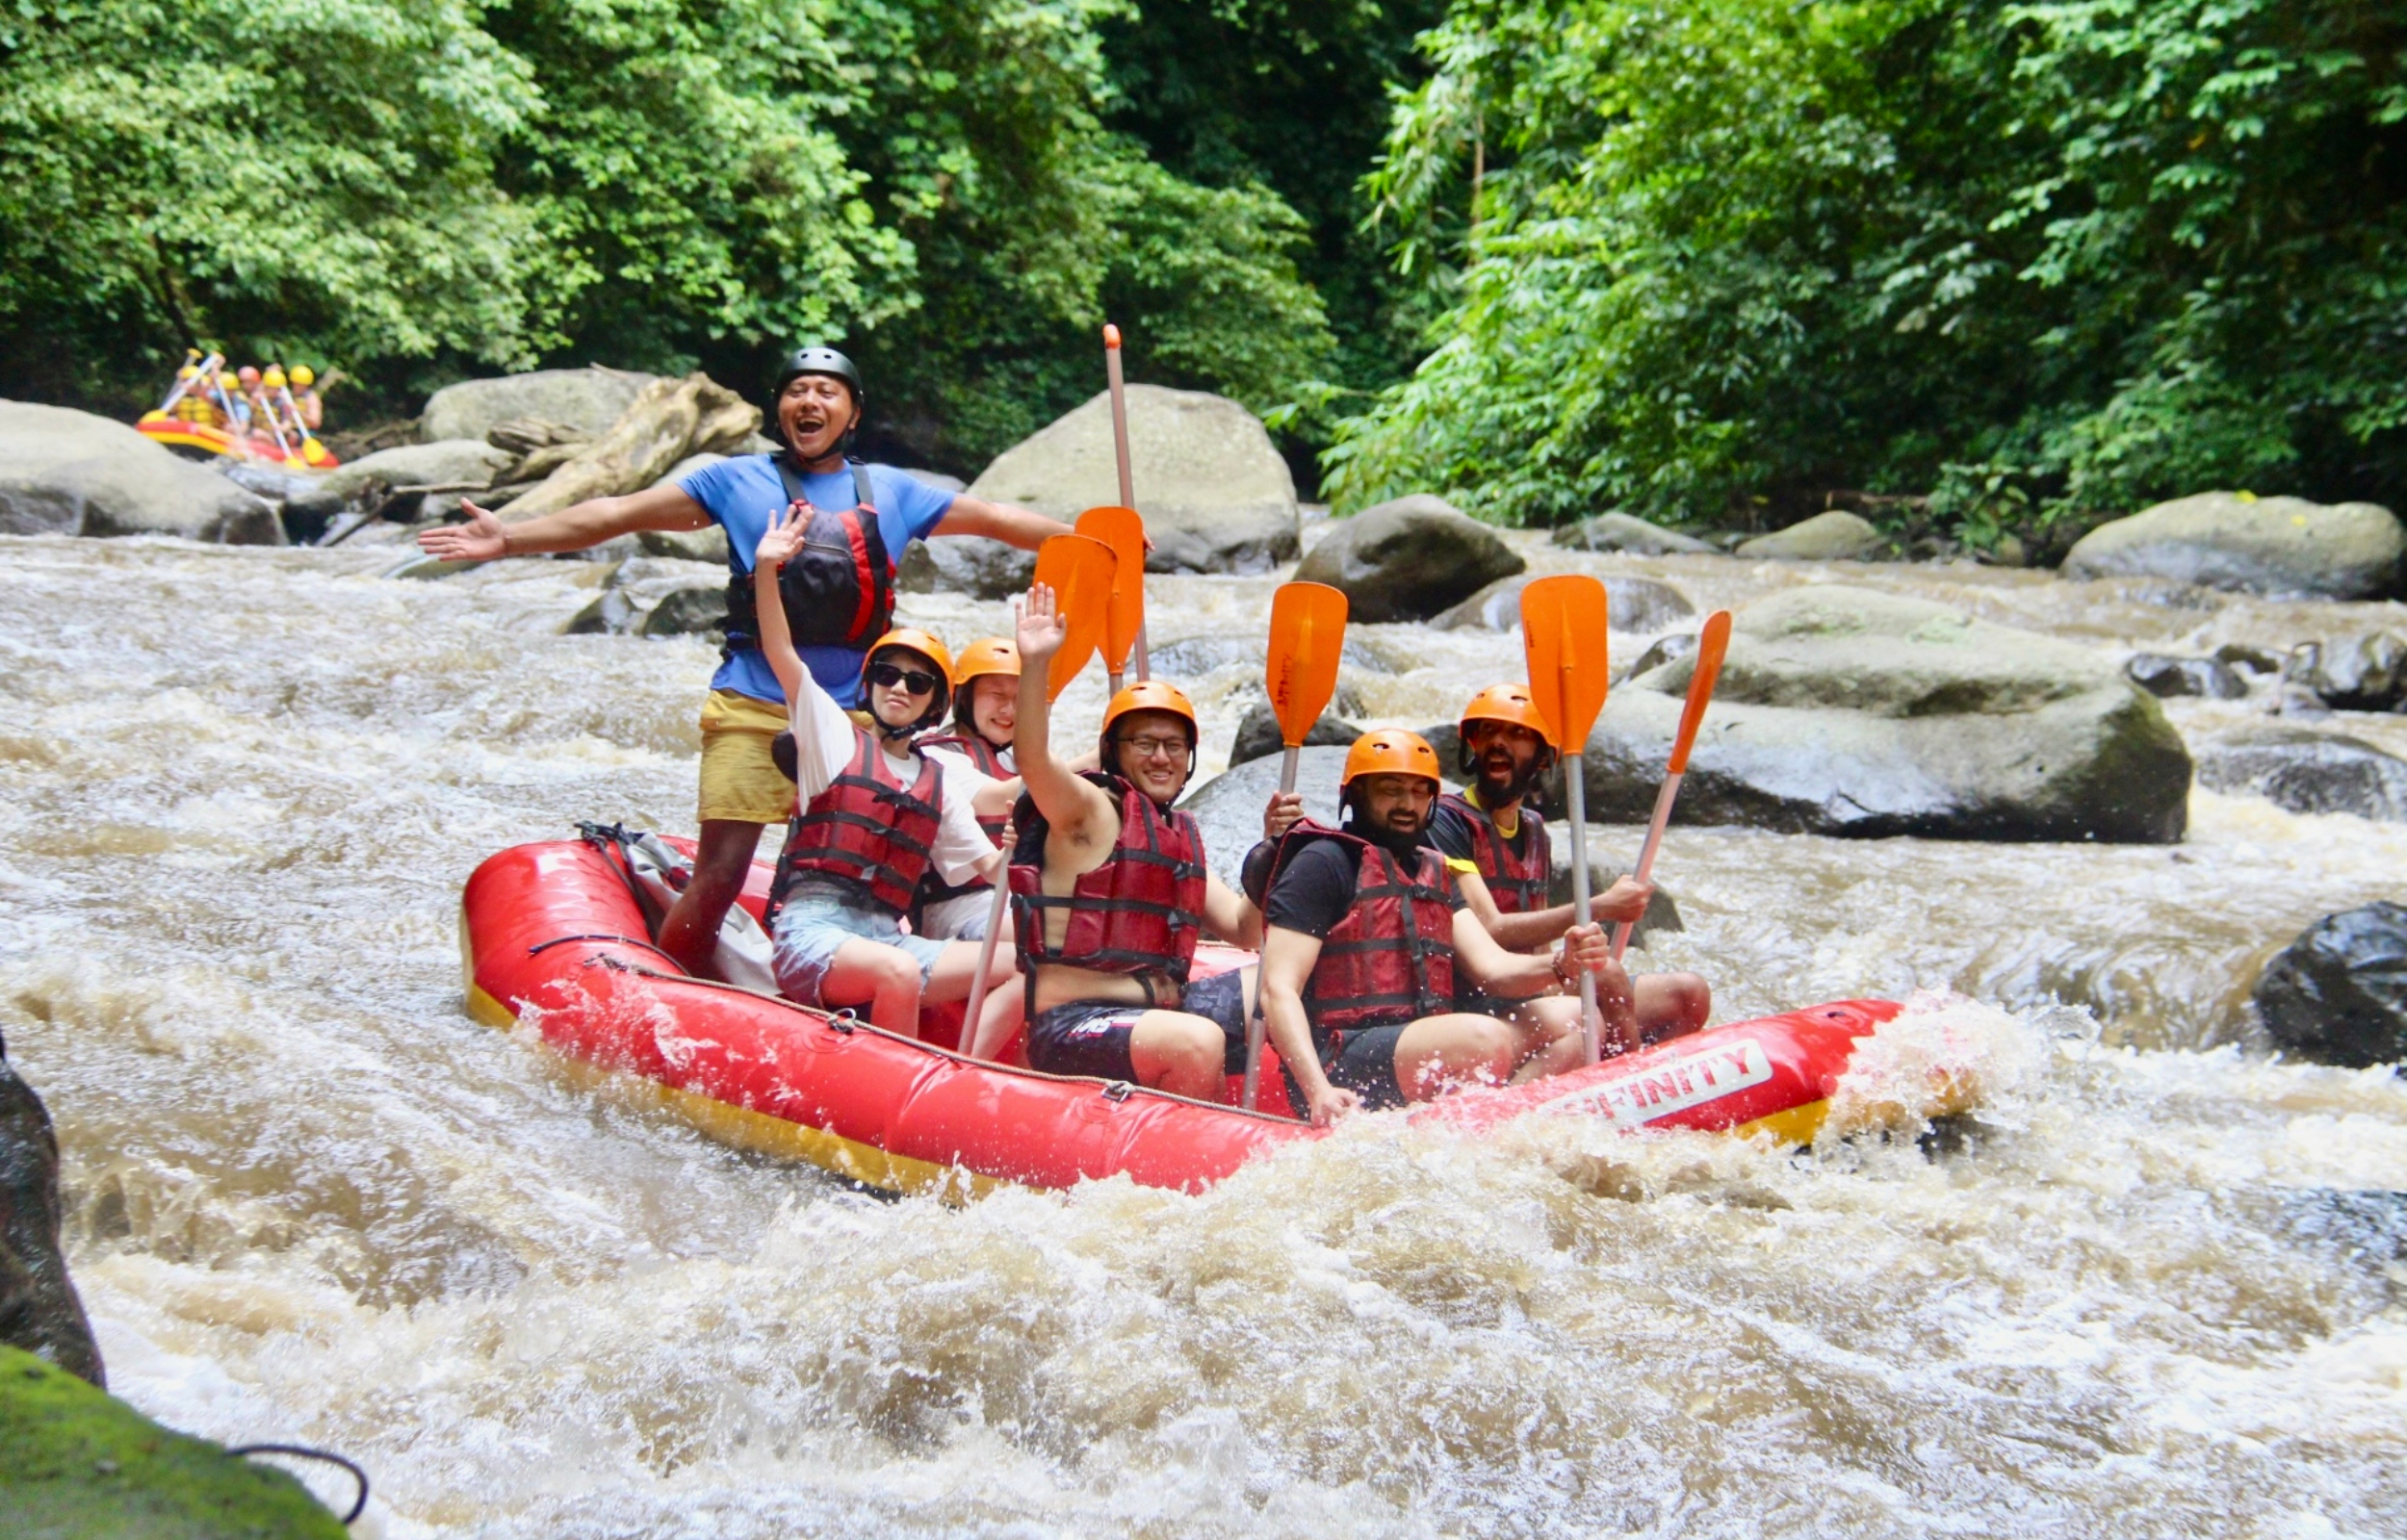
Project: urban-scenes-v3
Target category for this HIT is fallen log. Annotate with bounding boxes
[503,374,760,524]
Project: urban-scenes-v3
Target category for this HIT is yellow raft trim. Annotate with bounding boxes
[463,976,997,1202]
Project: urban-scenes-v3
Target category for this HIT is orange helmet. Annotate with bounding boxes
[1100,680,1199,769]
[1457,682,1558,774]
[237,365,261,386]
[949,637,1020,731]
[1341,729,1442,789]
[861,627,954,732]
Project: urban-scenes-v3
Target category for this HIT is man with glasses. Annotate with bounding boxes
[1432,684,1709,1050]
[746,508,1019,1040]
[418,346,1070,981]
[987,584,1277,1097]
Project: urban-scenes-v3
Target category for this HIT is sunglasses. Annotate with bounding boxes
[867,661,941,696]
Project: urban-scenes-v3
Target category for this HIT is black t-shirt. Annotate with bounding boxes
[1264,836,1462,939]
[1424,796,1540,871]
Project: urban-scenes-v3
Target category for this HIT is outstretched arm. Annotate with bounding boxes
[933,496,1074,552]
[416,482,711,563]
[1012,584,1117,839]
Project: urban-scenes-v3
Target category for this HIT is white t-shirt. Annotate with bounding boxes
[789,675,995,887]
[915,739,1019,940]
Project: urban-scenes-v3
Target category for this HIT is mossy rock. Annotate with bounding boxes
[0,1345,350,1538]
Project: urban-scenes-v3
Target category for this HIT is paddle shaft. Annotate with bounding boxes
[960,878,1012,1059]
[1102,336,1152,680]
[1609,772,1681,962]
[1240,743,1305,1111]
[1564,752,1603,1065]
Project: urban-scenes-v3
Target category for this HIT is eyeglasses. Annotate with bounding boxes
[1116,734,1189,761]
[1464,720,1541,748]
[867,662,940,695]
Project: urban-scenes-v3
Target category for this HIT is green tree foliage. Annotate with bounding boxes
[0,0,1333,469]
[1327,0,2407,540]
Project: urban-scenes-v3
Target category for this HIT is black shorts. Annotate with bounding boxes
[1286,1022,1411,1112]
[1025,1000,1145,1082]
[1180,968,1253,1076]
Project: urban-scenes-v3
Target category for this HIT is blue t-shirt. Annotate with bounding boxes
[679,456,959,706]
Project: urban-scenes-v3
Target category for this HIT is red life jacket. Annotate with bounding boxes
[1009,772,1208,990]
[1266,823,1457,1042]
[912,732,1013,916]
[721,458,894,657]
[771,727,944,919]
[1438,791,1550,914]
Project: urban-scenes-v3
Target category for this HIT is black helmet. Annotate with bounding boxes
[769,346,864,457]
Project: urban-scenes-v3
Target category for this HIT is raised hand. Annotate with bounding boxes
[1590,875,1653,925]
[415,500,508,562]
[755,502,808,570]
[1017,582,1069,665]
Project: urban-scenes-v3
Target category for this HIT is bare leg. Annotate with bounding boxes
[970,980,1025,1064]
[1128,1011,1227,1100]
[1391,1013,1524,1101]
[656,819,764,979]
[817,939,925,1037]
[1636,971,1711,1044]
[922,937,1016,1004]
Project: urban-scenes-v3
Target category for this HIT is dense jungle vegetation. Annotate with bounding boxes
[3,0,2401,542]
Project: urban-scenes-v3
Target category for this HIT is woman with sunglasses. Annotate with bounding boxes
[749,506,1018,1040]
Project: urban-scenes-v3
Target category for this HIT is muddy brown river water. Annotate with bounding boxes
[2,526,2403,1536]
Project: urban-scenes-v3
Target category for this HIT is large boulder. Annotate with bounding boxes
[1296,496,1525,624]
[2254,903,2407,1066]
[1577,585,2192,841]
[421,367,658,445]
[1551,512,1717,556]
[0,1344,350,1537]
[1734,510,1885,562]
[969,385,1299,574]
[1228,688,1368,768]
[0,401,280,544]
[2194,730,2407,821]
[2061,492,2406,599]
[1,1052,101,1386]
[319,439,515,502]
[896,536,1035,600]
[1179,746,1359,880]
[1432,573,1695,634]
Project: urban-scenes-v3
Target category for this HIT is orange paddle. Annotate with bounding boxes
[1610,610,1732,962]
[1031,533,1117,702]
[1100,325,1151,680]
[1265,582,1349,796]
[963,533,1119,1054]
[1076,505,1148,691]
[1519,576,1614,1062]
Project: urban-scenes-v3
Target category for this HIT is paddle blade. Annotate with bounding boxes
[1075,505,1147,676]
[1519,575,1612,749]
[1668,609,1732,774]
[1266,581,1349,747]
[1030,534,1118,702]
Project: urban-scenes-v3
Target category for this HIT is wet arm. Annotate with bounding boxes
[496,483,711,553]
[1451,909,1565,1000]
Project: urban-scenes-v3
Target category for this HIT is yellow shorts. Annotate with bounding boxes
[696,689,796,826]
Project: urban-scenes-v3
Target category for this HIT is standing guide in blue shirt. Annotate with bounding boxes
[417,346,1072,977]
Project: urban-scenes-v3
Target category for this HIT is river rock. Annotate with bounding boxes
[1433,573,1695,634]
[422,367,658,445]
[0,401,281,544]
[637,582,731,640]
[319,439,515,503]
[1296,496,1524,623]
[1,1345,349,1536]
[2193,730,2407,820]
[2254,903,2407,1067]
[1734,510,1886,562]
[1577,585,2191,841]
[968,385,1299,574]
[1,1052,101,1386]
[2125,653,2248,700]
[2297,631,2407,712]
[1150,632,1392,680]
[1180,745,1368,880]
[897,536,1035,600]
[2060,492,2406,600]
[1551,512,1717,555]
[1228,696,1366,767]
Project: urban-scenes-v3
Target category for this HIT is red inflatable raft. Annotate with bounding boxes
[459,838,1920,1197]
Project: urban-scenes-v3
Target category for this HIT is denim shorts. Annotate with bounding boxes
[771,894,949,1010]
